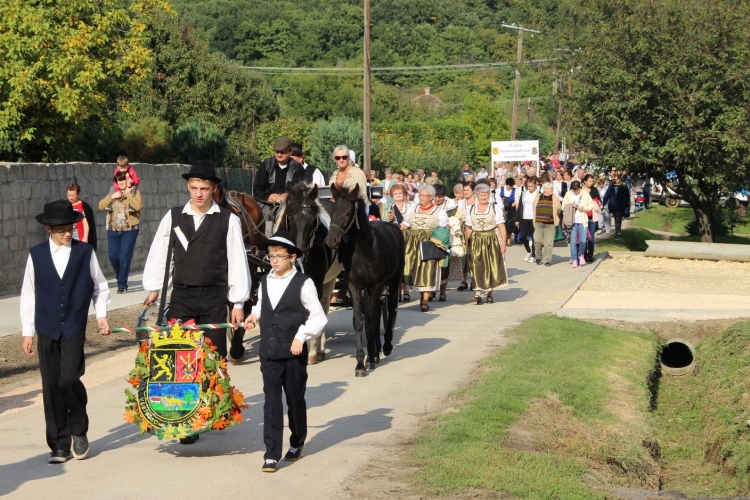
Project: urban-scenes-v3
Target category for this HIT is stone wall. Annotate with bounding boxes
[0,162,190,297]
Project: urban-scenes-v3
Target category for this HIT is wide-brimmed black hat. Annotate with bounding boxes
[290,143,303,156]
[35,200,85,226]
[261,230,304,256]
[182,160,222,184]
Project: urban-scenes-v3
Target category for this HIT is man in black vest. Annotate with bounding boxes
[20,200,111,463]
[290,143,325,188]
[243,231,326,473]
[254,136,306,202]
[142,161,251,441]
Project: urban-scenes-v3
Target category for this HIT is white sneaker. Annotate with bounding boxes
[525,253,532,262]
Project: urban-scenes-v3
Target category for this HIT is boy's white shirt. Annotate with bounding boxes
[250,267,327,343]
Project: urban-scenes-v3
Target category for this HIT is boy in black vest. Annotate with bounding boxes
[243,231,327,473]
[20,200,111,463]
[142,161,252,443]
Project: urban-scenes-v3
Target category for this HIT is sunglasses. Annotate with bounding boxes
[334,155,349,161]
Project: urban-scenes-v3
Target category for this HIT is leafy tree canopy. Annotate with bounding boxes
[558,0,750,241]
[0,0,172,161]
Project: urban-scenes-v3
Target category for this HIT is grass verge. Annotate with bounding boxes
[411,315,659,499]
[631,205,694,233]
[651,320,750,496]
[596,228,658,253]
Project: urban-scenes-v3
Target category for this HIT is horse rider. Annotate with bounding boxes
[290,143,325,188]
[253,136,306,236]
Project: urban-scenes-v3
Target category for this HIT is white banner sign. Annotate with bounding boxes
[491,140,539,163]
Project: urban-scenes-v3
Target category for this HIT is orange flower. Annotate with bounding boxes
[127,376,140,387]
[124,410,136,423]
[232,390,247,409]
[220,358,227,371]
[191,416,206,431]
[198,406,213,419]
[215,384,225,397]
[212,418,229,430]
[209,374,218,389]
[138,342,149,354]
[230,408,243,423]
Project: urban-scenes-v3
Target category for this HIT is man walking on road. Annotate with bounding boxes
[20,200,111,464]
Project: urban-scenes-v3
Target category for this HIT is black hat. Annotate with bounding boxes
[290,143,303,156]
[182,160,222,184]
[261,230,304,256]
[35,200,85,226]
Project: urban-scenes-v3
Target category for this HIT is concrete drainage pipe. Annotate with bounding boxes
[660,338,696,376]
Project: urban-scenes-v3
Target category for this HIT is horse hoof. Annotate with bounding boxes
[374,356,380,365]
[308,355,317,365]
[316,352,325,362]
[369,362,376,370]
[383,345,393,357]
[355,369,368,377]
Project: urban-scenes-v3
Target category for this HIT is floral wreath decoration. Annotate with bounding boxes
[124,321,248,440]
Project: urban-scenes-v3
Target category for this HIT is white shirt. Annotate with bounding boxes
[401,205,449,228]
[250,268,327,343]
[476,170,489,179]
[303,162,326,187]
[20,239,110,337]
[521,190,539,219]
[437,197,457,212]
[570,192,583,224]
[465,204,505,226]
[142,201,251,309]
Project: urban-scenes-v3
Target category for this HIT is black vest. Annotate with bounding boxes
[264,157,303,194]
[29,239,95,340]
[258,271,310,360]
[172,206,231,287]
[303,163,320,185]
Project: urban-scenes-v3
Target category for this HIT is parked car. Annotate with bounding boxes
[650,180,690,208]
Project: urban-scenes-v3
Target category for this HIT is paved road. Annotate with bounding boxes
[0,243,600,499]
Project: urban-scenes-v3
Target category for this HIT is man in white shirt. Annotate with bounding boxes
[476,166,489,180]
[142,161,251,403]
[291,143,325,188]
[20,200,111,463]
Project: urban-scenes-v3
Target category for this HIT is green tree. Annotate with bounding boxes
[307,117,364,172]
[171,121,228,166]
[559,0,750,242]
[0,0,171,161]
[121,117,173,164]
[516,121,553,159]
[252,115,315,165]
[458,92,512,164]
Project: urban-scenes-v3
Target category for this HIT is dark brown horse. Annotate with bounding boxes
[325,184,405,377]
[213,184,268,361]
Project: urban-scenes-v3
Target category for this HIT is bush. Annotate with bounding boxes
[516,121,554,157]
[121,117,172,164]
[685,218,728,237]
[170,121,227,166]
[307,117,364,172]
[372,121,475,181]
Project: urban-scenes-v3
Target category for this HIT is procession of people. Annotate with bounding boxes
[18,138,626,470]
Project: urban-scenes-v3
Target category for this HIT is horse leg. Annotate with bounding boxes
[350,283,367,377]
[383,274,400,357]
[316,277,336,362]
[364,286,383,370]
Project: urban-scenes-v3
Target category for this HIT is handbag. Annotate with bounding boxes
[420,241,449,261]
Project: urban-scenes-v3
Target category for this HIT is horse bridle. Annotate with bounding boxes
[329,199,360,236]
[285,203,319,255]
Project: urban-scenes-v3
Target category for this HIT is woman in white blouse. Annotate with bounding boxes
[465,183,507,304]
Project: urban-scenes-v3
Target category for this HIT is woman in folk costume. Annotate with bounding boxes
[466,183,508,305]
[456,181,476,291]
[386,183,414,302]
[432,184,456,302]
[400,185,448,312]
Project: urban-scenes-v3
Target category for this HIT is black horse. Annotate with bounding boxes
[278,183,336,363]
[325,184,405,377]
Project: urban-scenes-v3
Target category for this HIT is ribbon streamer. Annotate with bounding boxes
[111,322,243,333]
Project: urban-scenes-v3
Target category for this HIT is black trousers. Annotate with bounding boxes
[37,332,88,452]
[168,285,229,358]
[260,352,308,461]
[612,209,625,234]
[519,219,535,255]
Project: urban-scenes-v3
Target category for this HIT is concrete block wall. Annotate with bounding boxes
[0,162,190,297]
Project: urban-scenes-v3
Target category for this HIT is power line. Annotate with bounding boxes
[239,58,555,73]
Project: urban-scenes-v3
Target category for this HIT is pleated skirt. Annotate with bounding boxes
[469,230,508,291]
[403,228,439,292]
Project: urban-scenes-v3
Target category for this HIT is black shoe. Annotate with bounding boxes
[475,296,483,305]
[179,434,200,445]
[438,293,446,302]
[72,435,89,460]
[49,450,70,464]
[284,446,304,461]
[536,259,542,265]
[428,292,434,302]
[544,262,552,267]
[486,296,494,304]
[457,281,468,291]
[262,459,278,472]
[117,287,126,294]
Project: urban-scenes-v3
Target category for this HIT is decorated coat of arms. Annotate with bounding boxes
[124,322,247,440]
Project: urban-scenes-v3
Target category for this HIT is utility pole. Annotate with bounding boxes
[363,0,372,176]
[501,23,540,141]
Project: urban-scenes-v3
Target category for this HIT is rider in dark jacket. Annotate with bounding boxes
[254,136,306,202]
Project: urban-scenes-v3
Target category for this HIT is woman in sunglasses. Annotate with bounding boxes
[329,144,369,204]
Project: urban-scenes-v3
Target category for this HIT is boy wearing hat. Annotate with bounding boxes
[244,230,326,473]
[20,200,111,463]
[142,161,251,441]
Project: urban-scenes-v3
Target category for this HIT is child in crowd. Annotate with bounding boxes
[113,156,140,192]
[244,231,327,473]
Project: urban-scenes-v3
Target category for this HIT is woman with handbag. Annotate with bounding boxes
[98,171,142,293]
[387,183,414,302]
[499,177,518,247]
[561,180,595,268]
[466,183,507,304]
[400,185,448,312]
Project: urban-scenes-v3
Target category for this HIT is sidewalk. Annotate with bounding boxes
[0,272,147,338]
[0,241,602,499]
